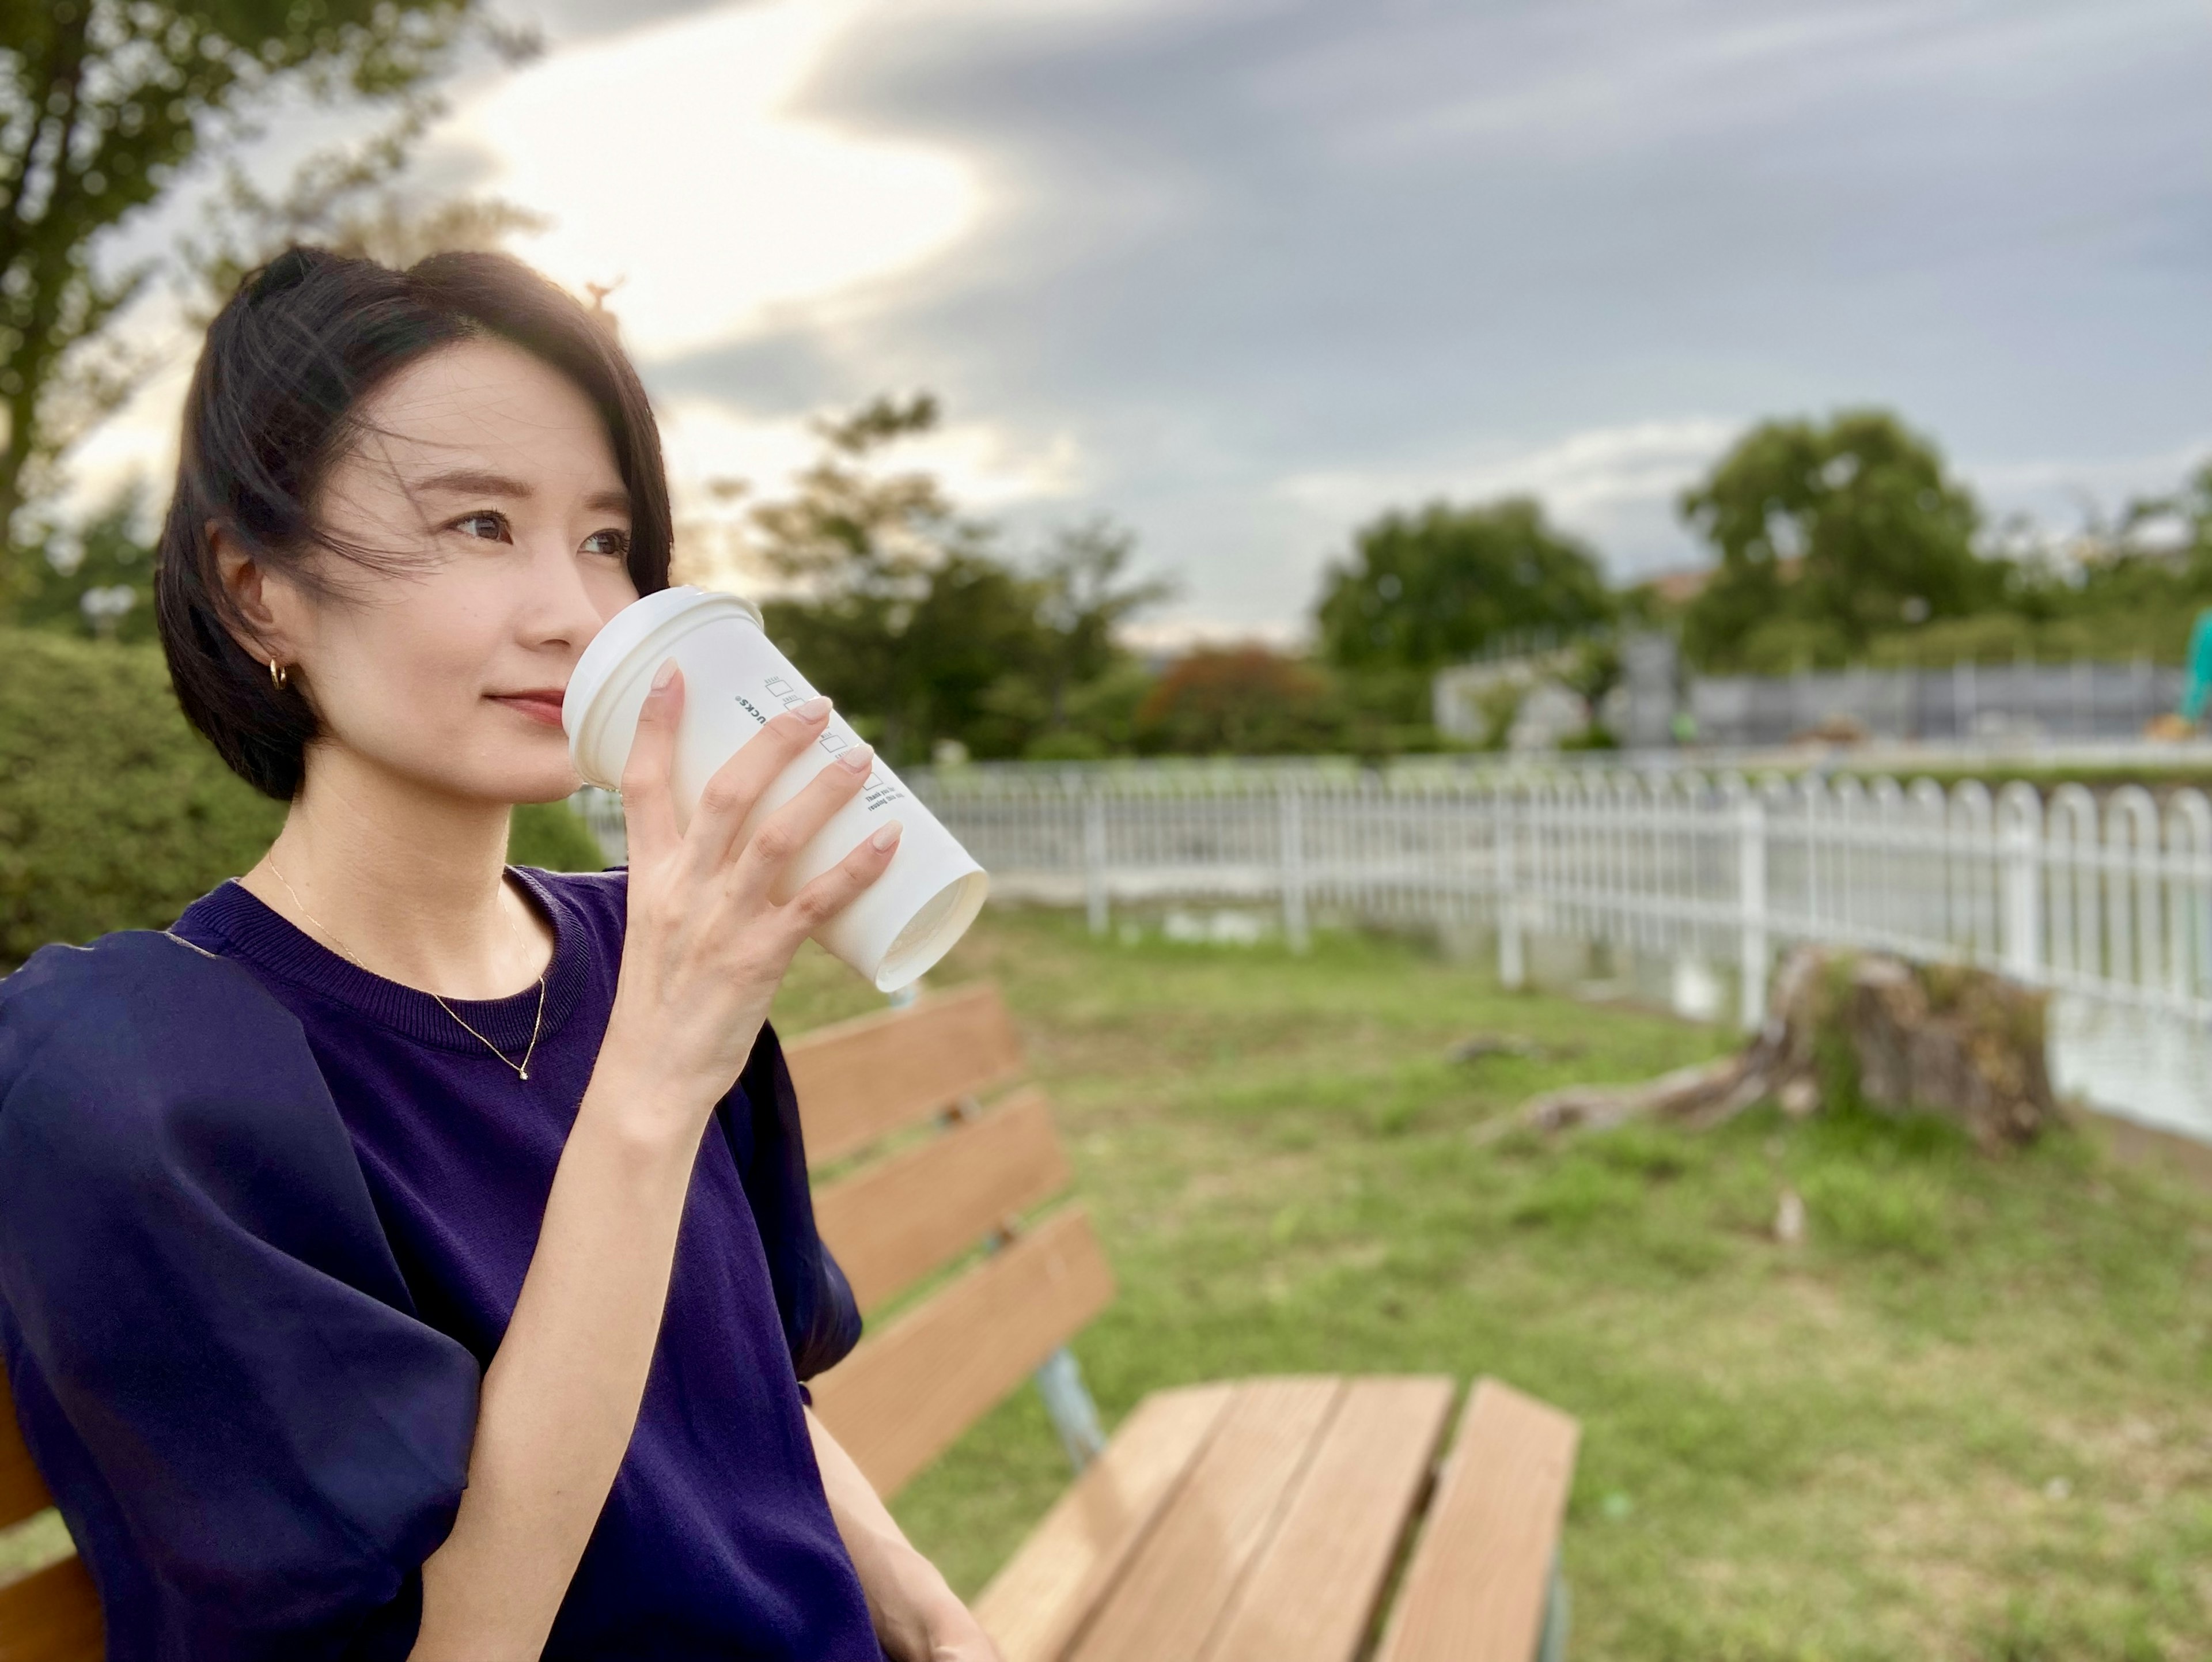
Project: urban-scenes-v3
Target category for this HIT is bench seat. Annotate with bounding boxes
[974,1374,1578,1662]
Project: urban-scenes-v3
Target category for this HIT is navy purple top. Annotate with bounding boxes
[0,866,882,1660]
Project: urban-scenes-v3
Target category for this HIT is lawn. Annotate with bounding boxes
[775,908,2212,1662]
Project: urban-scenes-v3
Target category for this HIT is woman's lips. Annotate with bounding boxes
[490,692,567,728]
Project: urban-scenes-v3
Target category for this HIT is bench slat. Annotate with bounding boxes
[810,1206,1115,1497]
[815,1089,1071,1312]
[975,1384,1234,1662]
[1372,1378,1580,1662]
[1066,1377,1342,1662]
[1203,1375,1455,1662]
[784,983,1026,1165]
[0,1556,100,1662]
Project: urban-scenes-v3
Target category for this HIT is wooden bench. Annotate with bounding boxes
[794,981,1582,1662]
[0,980,1580,1661]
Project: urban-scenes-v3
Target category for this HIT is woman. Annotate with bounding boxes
[0,247,999,1660]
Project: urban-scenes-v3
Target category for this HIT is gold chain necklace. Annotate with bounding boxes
[262,857,548,1082]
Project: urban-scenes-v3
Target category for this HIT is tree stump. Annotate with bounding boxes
[1520,947,2059,1150]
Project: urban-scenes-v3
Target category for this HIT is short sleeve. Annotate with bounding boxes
[0,932,480,1661]
[722,1022,863,1381]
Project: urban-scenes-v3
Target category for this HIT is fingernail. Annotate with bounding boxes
[651,658,679,691]
[870,819,903,850]
[796,695,831,722]
[837,743,874,774]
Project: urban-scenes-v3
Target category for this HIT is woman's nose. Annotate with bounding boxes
[526,539,617,650]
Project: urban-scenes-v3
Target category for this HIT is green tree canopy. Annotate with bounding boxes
[0,0,514,576]
[1678,410,1996,671]
[1316,497,1613,672]
[748,396,1167,763]
[10,487,156,642]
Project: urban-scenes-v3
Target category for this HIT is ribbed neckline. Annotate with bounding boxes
[181,866,591,1055]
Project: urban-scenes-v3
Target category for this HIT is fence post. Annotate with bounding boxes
[1082,792,1109,936]
[1737,793,1768,1029]
[1497,793,1525,990]
[1279,786,1310,953]
[2001,802,2041,983]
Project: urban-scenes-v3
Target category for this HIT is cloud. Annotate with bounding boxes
[42,0,2212,649]
[658,395,1086,513]
[1277,419,1743,579]
[455,0,982,361]
[656,394,1090,596]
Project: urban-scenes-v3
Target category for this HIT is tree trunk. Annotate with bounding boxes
[1519,947,2059,1150]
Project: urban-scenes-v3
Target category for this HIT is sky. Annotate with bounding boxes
[76,0,2212,645]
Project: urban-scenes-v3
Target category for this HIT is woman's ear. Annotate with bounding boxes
[211,523,296,667]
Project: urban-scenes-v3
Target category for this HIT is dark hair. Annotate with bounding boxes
[154,245,673,801]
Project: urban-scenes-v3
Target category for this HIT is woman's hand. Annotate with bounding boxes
[917,1611,1008,1662]
[805,1410,1006,1662]
[603,662,900,1122]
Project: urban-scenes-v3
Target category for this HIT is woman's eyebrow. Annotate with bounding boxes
[412,467,532,499]
[410,470,629,516]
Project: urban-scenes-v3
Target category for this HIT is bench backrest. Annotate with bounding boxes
[0,978,1093,1653]
[791,981,1115,1496]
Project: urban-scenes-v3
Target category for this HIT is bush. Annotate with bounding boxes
[0,631,604,968]
[510,801,608,872]
[0,631,286,968]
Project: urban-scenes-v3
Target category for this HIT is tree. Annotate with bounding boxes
[1134,647,1343,755]
[1316,497,1613,673]
[0,0,522,580]
[744,397,1173,762]
[1033,518,1175,723]
[257,190,545,285]
[11,486,156,642]
[957,515,1177,758]
[745,396,1172,763]
[1679,410,1994,670]
[749,395,1001,763]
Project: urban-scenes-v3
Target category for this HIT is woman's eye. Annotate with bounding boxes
[582,528,631,559]
[452,512,512,543]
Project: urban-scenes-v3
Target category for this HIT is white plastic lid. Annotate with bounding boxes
[562,585,764,787]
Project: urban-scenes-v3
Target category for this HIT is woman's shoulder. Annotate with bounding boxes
[0,928,331,1168]
[513,862,628,942]
[2,925,291,1048]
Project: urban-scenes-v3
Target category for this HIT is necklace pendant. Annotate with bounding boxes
[518,1067,529,1081]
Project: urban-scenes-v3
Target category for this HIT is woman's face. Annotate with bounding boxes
[267,336,641,806]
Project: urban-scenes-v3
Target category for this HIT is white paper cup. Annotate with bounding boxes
[563,586,988,993]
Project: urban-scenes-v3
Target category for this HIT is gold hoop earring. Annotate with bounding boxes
[268,659,289,691]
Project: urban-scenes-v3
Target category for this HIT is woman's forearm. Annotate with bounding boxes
[402,679,904,1657]
[410,1044,711,1660]
[805,1410,1002,1662]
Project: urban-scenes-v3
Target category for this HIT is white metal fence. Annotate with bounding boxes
[569,762,2212,1133]
[881,766,2212,1039]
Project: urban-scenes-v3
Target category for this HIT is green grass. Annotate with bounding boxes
[774,910,2212,1662]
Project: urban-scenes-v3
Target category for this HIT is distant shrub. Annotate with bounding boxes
[0,631,604,968]
[0,630,285,967]
[1134,646,1343,755]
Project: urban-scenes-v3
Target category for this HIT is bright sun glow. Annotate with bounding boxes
[458,0,982,364]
